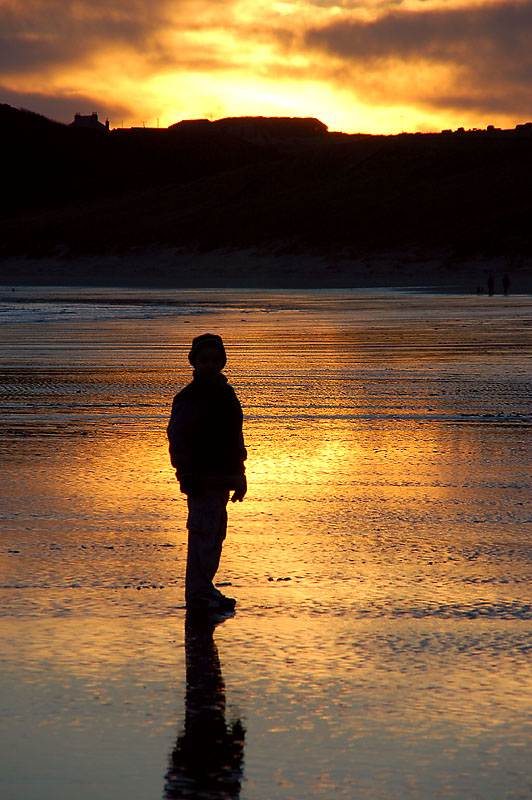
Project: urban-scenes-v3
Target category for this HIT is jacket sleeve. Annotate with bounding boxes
[233,391,247,471]
[166,399,200,478]
[238,428,247,471]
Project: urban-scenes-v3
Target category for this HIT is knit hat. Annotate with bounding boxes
[188,333,227,367]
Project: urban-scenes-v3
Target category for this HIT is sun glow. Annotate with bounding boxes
[1,0,528,133]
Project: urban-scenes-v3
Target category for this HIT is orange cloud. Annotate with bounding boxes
[1,0,531,132]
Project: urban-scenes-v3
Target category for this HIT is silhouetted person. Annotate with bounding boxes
[503,273,511,296]
[488,274,495,296]
[167,334,247,611]
[164,613,245,799]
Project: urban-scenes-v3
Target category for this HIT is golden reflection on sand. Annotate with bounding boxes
[2,292,532,798]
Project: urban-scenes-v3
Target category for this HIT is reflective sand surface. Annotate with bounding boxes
[1,288,532,799]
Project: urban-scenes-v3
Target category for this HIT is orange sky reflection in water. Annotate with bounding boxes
[1,291,532,798]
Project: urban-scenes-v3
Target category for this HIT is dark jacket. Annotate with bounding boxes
[167,374,247,490]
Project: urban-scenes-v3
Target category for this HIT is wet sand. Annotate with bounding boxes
[1,288,532,799]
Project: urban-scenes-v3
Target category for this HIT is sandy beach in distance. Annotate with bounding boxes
[1,247,531,293]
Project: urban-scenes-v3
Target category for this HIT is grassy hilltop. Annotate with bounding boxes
[1,105,532,283]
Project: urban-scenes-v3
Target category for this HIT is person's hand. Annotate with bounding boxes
[231,474,247,503]
[179,475,203,497]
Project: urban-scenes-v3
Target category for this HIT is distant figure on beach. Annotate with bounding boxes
[167,334,247,611]
[164,614,245,798]
[488,274,495,296]
[503,273,511,296]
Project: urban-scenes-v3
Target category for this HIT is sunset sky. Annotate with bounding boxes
[1,0,531,134]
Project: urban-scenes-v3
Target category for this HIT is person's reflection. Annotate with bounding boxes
[164,612,245,799]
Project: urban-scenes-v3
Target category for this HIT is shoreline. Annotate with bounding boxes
[1,247,531,294]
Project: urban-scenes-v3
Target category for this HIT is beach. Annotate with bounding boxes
[1,286,532,799]
[1,247,532,293]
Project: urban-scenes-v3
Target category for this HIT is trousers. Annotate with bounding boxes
[185,488,230,601]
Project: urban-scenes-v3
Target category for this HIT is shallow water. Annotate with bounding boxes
[1,287,532,799]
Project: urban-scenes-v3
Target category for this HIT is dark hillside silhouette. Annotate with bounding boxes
[1,104,532,260]
[0,104,276,220]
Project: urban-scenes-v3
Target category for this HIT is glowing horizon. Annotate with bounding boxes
[1,0,532,135]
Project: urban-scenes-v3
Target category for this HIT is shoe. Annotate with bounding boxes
[186,593,236,612]
[210,586,237,611]
[216,594,236,611]
[186,595,222,611]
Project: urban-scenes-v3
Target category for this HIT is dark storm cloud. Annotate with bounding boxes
[0,0,169,74]
[303,1,532,114]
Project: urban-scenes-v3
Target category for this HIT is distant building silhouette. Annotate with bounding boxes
[171,119,212,133]
[70,112,109,132]
[215,116,328,144]
[441,121,532,138]
[170,116,328,145]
